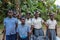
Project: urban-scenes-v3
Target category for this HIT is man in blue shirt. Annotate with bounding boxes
[17,16,31,40]
[2,9,18,40]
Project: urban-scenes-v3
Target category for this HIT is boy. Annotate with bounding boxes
[17,16,31,40]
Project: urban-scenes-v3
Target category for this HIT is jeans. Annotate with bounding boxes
[46,29,56,40]
[6,34,16,40]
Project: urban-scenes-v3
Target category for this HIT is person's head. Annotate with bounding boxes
[26,12,31,19]
[13,11,17,18]
[17,13,21,19]
[49,13,54,20]
[21,16,25,24]
[7,9,13,18]
[34,11,39,18]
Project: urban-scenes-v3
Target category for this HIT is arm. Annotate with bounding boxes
[15,20,18,30]
[2,27,6,40]
[28,32,31,40]
[17,32,20,40]
[55,25,57,36]
[30,25,34,34]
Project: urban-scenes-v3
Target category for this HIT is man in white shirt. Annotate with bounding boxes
[46,13,57,40]
[25,12,32,29]
[32,11,45,40]
[25,12,33,40]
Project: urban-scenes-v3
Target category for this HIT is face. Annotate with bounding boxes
[13,12,17,17]
[21,18,25,24]
[26,14,30,18]
[7,10,13,17]
[17,14,21,19]
[35,13,39,17]
[50,15,54,20]
[13,14,16,17]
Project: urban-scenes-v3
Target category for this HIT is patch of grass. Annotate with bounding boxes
[0,24,4,30]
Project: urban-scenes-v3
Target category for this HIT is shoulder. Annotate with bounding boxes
[25,24,30,27]
[12,17,18,21]
[54,20,57,23]
[32,18,35,21]
[38,17,43,20]
[4,17,8,21]
[54,20,57,22]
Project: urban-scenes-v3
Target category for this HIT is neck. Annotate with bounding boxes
[8,16,12,18]
[50,19,54,21]
[27,18,30,20]
[21,23,25,25]
[35,17,38,19]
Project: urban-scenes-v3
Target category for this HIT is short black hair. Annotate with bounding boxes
[5,9,13,16]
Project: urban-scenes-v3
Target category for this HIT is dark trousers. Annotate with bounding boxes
[6,34,16,40]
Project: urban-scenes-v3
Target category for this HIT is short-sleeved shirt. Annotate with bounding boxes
[4,17,18,35]
[32,17,44,29]
[25,18,32,27]
[18,19,21,25]
[17,24,30,38]
[46,19,57,29]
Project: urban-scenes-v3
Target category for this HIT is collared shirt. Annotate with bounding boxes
[4,17,18,35]
[46,19,57,29]
[17,24,30,38]
[32,17,44,29]
[25,18,32,27]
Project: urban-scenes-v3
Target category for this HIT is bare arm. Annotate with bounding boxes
[2,27,6,40]
[55,25,57,36]
[28,32,31,40]
[30,25,34,34]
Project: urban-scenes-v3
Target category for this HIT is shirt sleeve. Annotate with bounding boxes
[55,20,57,25]
[31,19,34,25]
[41,18,44,23]
[46,20,49,25]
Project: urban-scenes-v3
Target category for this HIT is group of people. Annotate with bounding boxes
[2,9,57,40]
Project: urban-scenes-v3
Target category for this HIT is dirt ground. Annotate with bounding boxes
[0,27,60,40]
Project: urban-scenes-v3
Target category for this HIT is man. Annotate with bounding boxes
[13,10,17,18]
[25,12,33,32]
[32,11,45,40]
[46,13,57,40]
[25,12,33,40]
[17,16,31,40]
[2,9,18,40]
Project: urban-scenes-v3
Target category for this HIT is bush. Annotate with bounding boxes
[55,14,60,21]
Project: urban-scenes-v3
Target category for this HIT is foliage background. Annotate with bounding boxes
[0,0,60,23]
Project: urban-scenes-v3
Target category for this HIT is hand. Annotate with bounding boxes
[56,33,57,36]
[2,38,4,40]
[48,32,50,37]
